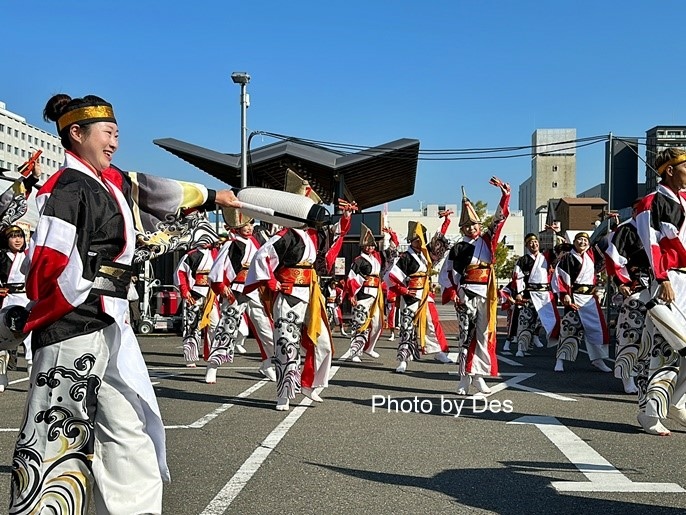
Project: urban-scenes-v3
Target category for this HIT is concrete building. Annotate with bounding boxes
[550,197,607,234]
[606,137,639,211]
[519,129,577,236]
[645,126,686,192]
[0,101,63,227]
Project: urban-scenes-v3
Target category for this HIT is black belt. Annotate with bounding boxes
[5,283,25,294]
[92,261,133,299]
[572,284,596,295]
[526,283,550,292]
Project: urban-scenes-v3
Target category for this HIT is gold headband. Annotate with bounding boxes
[657,154,686,175]
[576,232,590,240]
[57,105,116,132]
[525,235,538,243]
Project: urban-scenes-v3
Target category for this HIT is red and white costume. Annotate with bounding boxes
[604,218,651,389]
[245,216,349,403]
[11,152,219,513]
[208,232,275,370]
[386,227,450,367]
[635,185,686,419]
[175,246,221,364]
[553,247,609,363]
[512,247,560,353]
[439,190,510,377]
[343,249,385,359]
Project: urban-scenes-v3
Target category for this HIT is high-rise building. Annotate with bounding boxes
[0,101,63,226]
[519,129,576,235]
[605,137,639,211]
[645,126,686,192]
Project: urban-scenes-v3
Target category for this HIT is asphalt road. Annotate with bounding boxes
[2,305,686,514]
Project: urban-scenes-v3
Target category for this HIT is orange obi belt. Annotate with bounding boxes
[234,266,249,284]
[327,297,336,303]
[363,275,381,288]
[275,265,314,286]
[407,274,428,290]
[195,271,210,286]
[463,263,491,284]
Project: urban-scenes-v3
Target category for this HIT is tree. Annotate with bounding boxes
[498,251,519,280]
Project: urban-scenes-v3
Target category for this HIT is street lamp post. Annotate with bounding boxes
[231,72,251,188]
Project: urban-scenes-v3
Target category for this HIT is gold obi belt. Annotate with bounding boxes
[572,284,596,295]
[195,271,210,286]
[363,275,381,288]
[234,266,249,284]
[275,265,314,286]
[407,274,428,290]
[463,263,492,284]
[327,297,336,303]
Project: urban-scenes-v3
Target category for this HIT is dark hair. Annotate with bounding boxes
[654,147,686,181]
[43,94,112,150]
[1,228,26,252]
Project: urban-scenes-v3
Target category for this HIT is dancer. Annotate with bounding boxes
[553,232,611,373]
[245,170,353,411]
[499,282,518,354]
[324,277,348,337]
[0,158,41,392]
[9,93,240,514]
[206,209,276,384]
[439,177,510,394]
[634,147,686,435]
[386,217,452,374]
[340,224,385,362]
[512,233,560,357]
[0,226,32,391]
[175,236,221,367]
[604,200,649,394]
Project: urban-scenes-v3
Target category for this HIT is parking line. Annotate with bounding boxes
[166,379,270,429]
[200,366,340,515]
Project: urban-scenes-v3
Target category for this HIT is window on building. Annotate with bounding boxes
[0,124,4,132]
[21,132,25,140]
[552,165,558,172]
[14,148,19,155]
[0,142,3,150]
[0,160,3,168]
[14,129,18,137]
[552,181,558,188]
[7,145,11,153]
[21,149,26,158]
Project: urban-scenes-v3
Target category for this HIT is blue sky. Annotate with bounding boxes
[4,1,681,212]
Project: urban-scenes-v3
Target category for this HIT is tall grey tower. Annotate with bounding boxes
[519,128,576,236]
[645,126,686,192]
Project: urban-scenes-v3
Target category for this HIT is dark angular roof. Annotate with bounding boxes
[153,137,419,210]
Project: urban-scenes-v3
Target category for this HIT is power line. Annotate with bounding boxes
[250,131,610,162]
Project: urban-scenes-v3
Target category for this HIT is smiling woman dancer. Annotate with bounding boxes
[8,93,240,515]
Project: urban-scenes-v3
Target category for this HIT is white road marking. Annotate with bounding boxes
[509,415,685,492]
[497,354,525,367]
[166,379,269,429]
[200,366,341,515]
[450,372,577,402]
[448,354,524,374]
